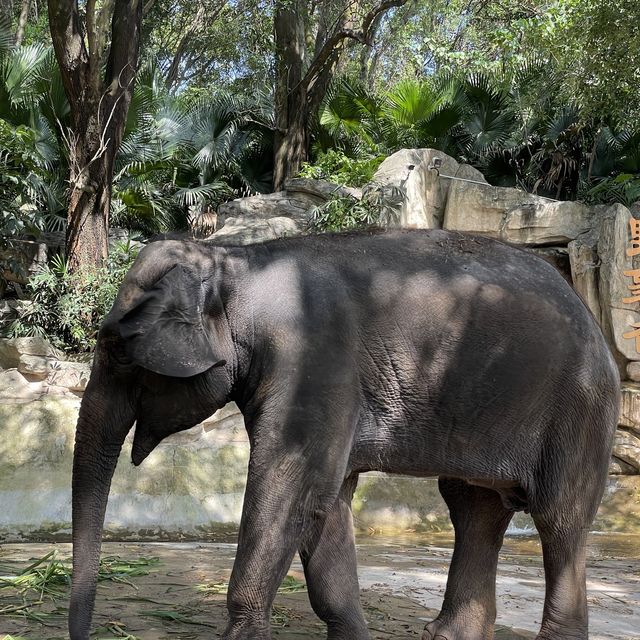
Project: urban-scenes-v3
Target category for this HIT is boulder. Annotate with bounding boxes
[568,230,602,325]
[620,383,640,437]
[284,177,361,201]
[47,360,92,392]
[216,191,320,231]
[372,149,463,229]
[208,216,302,246]
[443,181,597,245]
[0,369,43,401]
[596,204,640,367]
[453,163,487,184]
[18,354,57,378]
[0,239,47,285]
[609,456,638,475]
[39,231,65,255]
[0,337,64,370]
[612,428,640,473]
[627,361,640,382]
[0,299,22,332]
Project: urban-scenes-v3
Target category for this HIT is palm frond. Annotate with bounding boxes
[174,182,229,207]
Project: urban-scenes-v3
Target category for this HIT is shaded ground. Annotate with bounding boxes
[0,534,638,639]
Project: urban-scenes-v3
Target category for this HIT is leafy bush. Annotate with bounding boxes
[0,119,62,237]
[298,150,385,187]
[8,241,139,353]
[310,183,403,232]
[581,174,640,207]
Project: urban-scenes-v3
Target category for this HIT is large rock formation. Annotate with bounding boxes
[443,183,598,245]
[210,178,360,245]
[372,149,487,229]
[595,204,640,368]
[0,338,90,400]
[568,229,602,323]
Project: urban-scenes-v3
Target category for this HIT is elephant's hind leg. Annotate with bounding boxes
[422,477,514,640]
[299,474,370,640]
[530,514,588,640]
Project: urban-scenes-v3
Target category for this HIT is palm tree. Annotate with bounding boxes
[0,26,67,237]
[111,64,275,236]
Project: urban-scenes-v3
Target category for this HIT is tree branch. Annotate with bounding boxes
[143,0,157,17]
[301,0,408,89]
[165,3,207,90]
[15,0,30,46]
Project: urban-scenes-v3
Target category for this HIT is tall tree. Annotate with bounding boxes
[273,0,408,190]
[47,0,142,269]
[142,0,271,93]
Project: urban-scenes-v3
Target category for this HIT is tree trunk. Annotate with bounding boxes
[66,112,116,271]
[14,0,29,46]
[48,0,142,272]
[273,0,306,191]
[273,0,408,190]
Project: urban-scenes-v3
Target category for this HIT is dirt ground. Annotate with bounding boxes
[1,534,639,639]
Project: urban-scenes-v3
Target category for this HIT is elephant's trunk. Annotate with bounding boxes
[69,382,135,640]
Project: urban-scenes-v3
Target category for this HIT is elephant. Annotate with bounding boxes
[69,228,619,640]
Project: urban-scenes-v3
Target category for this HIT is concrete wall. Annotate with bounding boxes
[2,396,639,542]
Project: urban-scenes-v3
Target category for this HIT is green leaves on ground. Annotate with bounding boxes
[197,573,306,596]
[0,551,158,636]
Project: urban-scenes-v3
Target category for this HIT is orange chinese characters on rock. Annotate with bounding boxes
[624,323,640,352]
[627,217,640,257]
[624,217,640,354]
[623,269,640,304]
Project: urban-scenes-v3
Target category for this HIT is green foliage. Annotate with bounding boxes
[310,183,403,232]
[112,65,274,234]
[298,150,385,187]
[8,241,140,353]
[0,24,67,238]
[582,175,640,208]
[0,118,62,237]
[312,70,640,204]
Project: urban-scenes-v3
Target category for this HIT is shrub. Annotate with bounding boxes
[310,183,404,232]
[8,240,139,353]
[580,173,640,207]
[298,150,386,187]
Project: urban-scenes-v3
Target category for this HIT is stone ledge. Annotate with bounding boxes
[620,383,640,437]
[0,336,65,369]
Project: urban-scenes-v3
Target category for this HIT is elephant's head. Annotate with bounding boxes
[69,241,237,639]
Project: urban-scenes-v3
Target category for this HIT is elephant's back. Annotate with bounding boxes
[245,228,612,373]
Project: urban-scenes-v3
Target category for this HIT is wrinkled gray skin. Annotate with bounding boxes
[70,229,619,640]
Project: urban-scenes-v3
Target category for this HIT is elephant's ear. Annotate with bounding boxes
[118,264,226,377]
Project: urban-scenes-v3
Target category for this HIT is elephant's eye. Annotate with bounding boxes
[104,339,135,372]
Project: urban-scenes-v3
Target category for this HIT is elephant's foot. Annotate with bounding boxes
[422,615,493,640]
[534,619,587,640]
[326,619,371,640]
[222,615,271,640]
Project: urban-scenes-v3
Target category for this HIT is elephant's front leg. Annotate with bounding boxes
[222,450,348,640]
